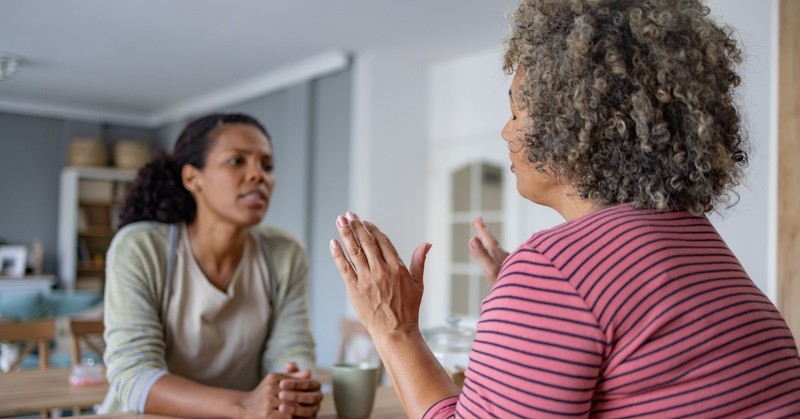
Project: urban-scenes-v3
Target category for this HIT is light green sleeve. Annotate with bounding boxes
[259,227,317,374]
[100,222,170,413]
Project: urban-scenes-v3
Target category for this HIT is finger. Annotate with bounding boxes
[271,407,293,419]
[280,377,320,392]
[409,243,432,286]
[472,217,500,247]
[284,361,299,374]
[347,212,386,267]
[469,236,495,266]
[469,237,500,285]
[472,217,508,263]
[263,371,287,385]
[278,388,323,404]
[363,220,403,265]
[279,400,320,418]
[336,214,370,273]
[330,239,358,288]
[285,369,312,380]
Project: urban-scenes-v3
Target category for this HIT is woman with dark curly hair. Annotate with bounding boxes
[329,0,800,417]
[99,113,322,418]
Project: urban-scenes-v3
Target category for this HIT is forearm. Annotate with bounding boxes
[373,329,460,418]
[145,374,246,419]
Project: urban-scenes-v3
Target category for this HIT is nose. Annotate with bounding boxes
[247,161,265,183]
[501,118,515,147]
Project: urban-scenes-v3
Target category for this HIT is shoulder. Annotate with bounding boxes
[110,221,170,249]
[252,225,308,264]
[253,225,305,252]
[107,221,171,265]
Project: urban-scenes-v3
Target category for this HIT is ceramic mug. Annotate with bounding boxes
[332,362,379,419]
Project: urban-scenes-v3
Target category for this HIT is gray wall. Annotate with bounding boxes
[156,68,352,369]
[0,112,157,274]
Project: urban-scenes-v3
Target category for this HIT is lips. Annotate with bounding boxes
[240,189,268,205]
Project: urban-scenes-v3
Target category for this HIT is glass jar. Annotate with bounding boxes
[422,315,476,372]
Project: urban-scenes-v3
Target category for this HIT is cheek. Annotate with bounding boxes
[512,148,527,166]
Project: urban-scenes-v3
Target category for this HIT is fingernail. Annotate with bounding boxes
[337,215,348,227]
[346,211,359,221]
[278,391,288,400]
[329,239,338,250]
[363,220,373,229]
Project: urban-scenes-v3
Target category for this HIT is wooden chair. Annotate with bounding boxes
[0,318,56,418]
[337,318,385,383]
[337,318,370,363]
[69,319,105,416]
[68,319,104,366]
[0,318,55,372]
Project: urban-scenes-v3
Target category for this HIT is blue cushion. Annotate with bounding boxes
[0,291,46,320]
[42,291,102,317]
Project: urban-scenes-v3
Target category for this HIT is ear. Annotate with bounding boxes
[181,164,202,194]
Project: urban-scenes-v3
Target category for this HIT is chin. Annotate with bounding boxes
[237,212,267,227]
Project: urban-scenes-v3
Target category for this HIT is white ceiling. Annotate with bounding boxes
[0,0,515,126]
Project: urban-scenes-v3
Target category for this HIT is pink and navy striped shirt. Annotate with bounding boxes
[425,204,800,418]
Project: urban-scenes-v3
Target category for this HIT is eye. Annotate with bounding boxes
[227,156,244,166]
[261,161,274,172]
[511,114,518,121]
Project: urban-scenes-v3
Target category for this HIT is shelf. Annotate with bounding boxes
[77,262,105,270]
[59,167,135,292]
[79,226,115,237]
[79,200,124,207]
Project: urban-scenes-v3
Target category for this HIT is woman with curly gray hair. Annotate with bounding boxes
[329,0,800,417]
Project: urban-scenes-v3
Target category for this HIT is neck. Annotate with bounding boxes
[545,184,606,222]
[186,216,249,291]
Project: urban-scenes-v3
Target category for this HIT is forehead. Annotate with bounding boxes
[510,66,526,104]
[210,124,272,154]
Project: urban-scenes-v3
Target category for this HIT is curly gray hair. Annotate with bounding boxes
[504,0,747,215]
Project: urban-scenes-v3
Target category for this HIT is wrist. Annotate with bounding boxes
[372,327,424,352]
[228,391,248,419]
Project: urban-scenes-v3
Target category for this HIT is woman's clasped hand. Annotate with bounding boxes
[237,362,322,418]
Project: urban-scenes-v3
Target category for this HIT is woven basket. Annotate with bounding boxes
[69,138,108,167]
[113,140,151,170]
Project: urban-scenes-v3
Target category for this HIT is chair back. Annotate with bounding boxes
[337,318,385,383]
[68,319,104,366]
[337,318,371,363]
[0,319,56,371]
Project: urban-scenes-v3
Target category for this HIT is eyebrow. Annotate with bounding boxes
[226,147,272,157]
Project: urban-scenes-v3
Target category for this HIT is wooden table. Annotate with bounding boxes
[0,367,405,418]
[91,386,406,418]
[0,368,108,416]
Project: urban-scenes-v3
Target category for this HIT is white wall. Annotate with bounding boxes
[348,50,431,318]
[704,0,778,301]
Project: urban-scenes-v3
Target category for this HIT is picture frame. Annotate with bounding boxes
[0,245,27,277]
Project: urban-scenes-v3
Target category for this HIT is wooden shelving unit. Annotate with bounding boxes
[58,167,136,291]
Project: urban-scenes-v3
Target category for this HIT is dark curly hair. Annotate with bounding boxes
[504,0,747,215]
[119,113,270,227]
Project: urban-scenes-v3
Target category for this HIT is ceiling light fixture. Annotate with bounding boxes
[0,56,19,81]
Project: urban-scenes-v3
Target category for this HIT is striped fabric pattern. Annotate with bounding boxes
[425,204,800,418]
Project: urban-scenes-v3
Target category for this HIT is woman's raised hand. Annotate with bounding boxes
[469,217,509,287]
[329,211,431,339]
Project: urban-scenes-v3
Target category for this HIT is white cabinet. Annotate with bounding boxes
[0,275,57,295]
[58,167,136,291]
